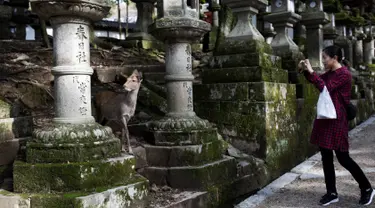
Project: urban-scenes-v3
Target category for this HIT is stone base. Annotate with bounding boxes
[194,81,298,179]
[202,66,288,84]
[27,123,122,163]
[0,180,148,208]
[144,140,224,167]
[143,156,236,189]
[210,52,282,69]
[13,154,142,193]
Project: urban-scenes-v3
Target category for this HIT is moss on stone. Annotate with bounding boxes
[146,139,224,167]
[201,66,288,84]
[2,176,148,208]
[13,156,137,193]
[215,39,273,56]
[211,52,282,69]
[214,4,235,53]
[152,128,218,145]
[26,138,121,163]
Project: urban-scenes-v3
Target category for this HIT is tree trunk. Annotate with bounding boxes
[40,19,50,48]
[126,0,129,37]
[118,0,122,39]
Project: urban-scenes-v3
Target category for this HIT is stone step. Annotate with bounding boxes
[0,117,33,142]
[14,154,143,193]
[0,179,148,208]
[194,82,296,102]
[210,52,282,69]
[143,156,237,190]
[162,191,208,208]
[144,140,224,167]
[201,67,288,84]
[93,64,165,84]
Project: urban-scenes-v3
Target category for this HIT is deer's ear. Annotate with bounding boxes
[132,70,139,76]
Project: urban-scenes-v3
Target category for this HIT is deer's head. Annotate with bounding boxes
[123,70,142,92]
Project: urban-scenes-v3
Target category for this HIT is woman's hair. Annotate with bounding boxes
[323,45,350,67]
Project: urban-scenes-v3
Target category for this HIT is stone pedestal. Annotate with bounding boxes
[123,0,160,49]
[259,6,277,45]
[142,1,268,205]
[300,0,329,71]
[264,0,301,55]
[203,1,221,52]
[0,1,149,207]
[196,0,299,188]
[354,27,366,67]
[215,0,267,53]
[335,25,353,65]
[323,13,339,47]
[0,5,12,40]
[363,25,374,65]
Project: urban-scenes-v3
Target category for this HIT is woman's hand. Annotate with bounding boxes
[299,59,314,74]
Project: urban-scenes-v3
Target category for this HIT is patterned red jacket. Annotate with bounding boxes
[304,67,352,151]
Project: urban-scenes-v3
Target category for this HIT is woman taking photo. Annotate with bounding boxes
[300,45,374,206]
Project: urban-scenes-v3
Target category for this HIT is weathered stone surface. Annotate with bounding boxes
[143,156,237,189]
[195,82,298,178]
[26,138,121,163]
[215,38,273,56]
[210,52,282,69]
[0,180,148,208]
[201,67,288,84]
[145,140,224,167]
[163,191,208,208]
[149,128,218,146]
[30,0,110,21]
[194,82,295,102]
[14,155,139,193]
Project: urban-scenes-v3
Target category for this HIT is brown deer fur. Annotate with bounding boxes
[94,70,142,154]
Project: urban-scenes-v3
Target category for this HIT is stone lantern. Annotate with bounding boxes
[214,0,268,54]
[264,0,302,55]
[125,0,158,49]
[143,0,239,192]
[323,13,339,47]
[300,0,329,71]
[364,23,374,64]
[0,0,149,206]
[354,26,366,67]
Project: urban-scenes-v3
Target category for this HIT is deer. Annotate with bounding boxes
[94,70,142,155]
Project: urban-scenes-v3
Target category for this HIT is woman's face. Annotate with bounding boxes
[322,52,337,71]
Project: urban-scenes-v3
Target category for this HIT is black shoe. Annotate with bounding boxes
[359,188,375,206]
[320,193,339,206]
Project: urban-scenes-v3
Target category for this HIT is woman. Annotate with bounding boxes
[300,45,374,206]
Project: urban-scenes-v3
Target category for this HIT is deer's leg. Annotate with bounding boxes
[121,116,133,155]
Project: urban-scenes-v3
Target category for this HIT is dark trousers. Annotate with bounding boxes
[320,147,372,194]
